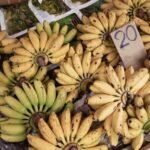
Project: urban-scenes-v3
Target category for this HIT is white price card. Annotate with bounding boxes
[111,21,146,69]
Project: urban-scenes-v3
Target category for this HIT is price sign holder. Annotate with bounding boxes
[111,21,146,69]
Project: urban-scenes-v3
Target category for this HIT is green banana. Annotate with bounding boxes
[43,20,52,36]
[65,102,74,111]
[52,22,60,34]
[0,71,11,85]
[0,118,25,124]
[64,29,77,43]
[60,25,69,35]
[36,23,44,34]
[0,96,6,105]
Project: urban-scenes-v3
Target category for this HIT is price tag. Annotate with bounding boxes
[111,21,146,69]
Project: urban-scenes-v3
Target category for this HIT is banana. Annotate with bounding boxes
[47,34,64,54]
[28,30,40,52]
[20,37,35,53]
[0,124,26,135]
[68,46,75,57]
[14,86,34,113]
[63,61,80,80]
[93,80,119,95]
[38,118,57,145]
[0,86,9,96]
[138,81,150,97]
[133,16,149,26]
[141,35,150,43]
[127,128,141,139]
[135,107,148,123]
[39,31,48,51]
[36,22,44,34]
[64,29,77,44]
[12,61,33,73]
[0,96,6,105]
[126,104,136,117]
[0,133,26,142]
[115,13,127,29]
[125,68,148,91]
[97,12,109,30]
[144,94,150,105]
[43,20,52,36]
[93,45,105,56]
[88,94,119,106]
[50,44,69,58]
[140,25,150,34]
[127,118,143,130]
[0,71,11,85]
[77,24,101,34]
[60,108,71,142]
[48,112,66,144]
[106,65,121,90]
[66,89,78,102]
[0,31,7,41]
[34,80,46,111]
[14,47,33,57]
[113,0,129,9]
[50,88,67,113]
[44,80,56,112]
[0,106,27,120]
[89,16,104,31]
[49,54,66,64]
[134,95,144,107]
[52,22,60,34]
[79,34,100,41]
[125,66,134,79]
[82,51,91,77]
[10,55,32,63]
[78,127,103,146]
[82,15,91,25]
[94,101,119,121]
[60,25,68,35]
[22,82,38,112]
[0,42,22,54]
[131,132,144,150]
[4,96,29,115]
[109,127,119,146]
[1,38,17,46]
[0,118,25,124]
[72,54,84,78]
[104,115,112,136]
[108,11,116,31]
[75,115,93,142]
[27,134,58,150]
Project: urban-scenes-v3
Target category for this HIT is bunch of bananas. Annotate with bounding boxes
[55,43,104,102]
[121,94,150,150]
[0,60,48,103]
[88,65,150,146]
[0,31,21,54]
[101,0,150,26]
[77,11,129,66]
[0,80,68,142]
[9,29,71,79]
[36,20,77,43]
[27,108,108,150]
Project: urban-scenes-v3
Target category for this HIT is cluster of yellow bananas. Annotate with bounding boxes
[9,29,71,79]
[55,43,104,102]
[88,65,150,148]
[0,60,48,103]
[0,31,21,54]
[36,20,77,44]
[101,0,150,26]
[77,11,129,66]
[27,108,108,150]
[0,80,69,142]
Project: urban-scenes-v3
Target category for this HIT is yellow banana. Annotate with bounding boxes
[113,0,129,9]
[39,31,48,51]
[14,47,33,57]
[1,38,17,46]
[79,33,100,41]
[140,25,150,34]
[127,118,143,130]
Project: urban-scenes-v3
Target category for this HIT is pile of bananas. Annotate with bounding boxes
[0,80,68,142]
[27,108,108,150]
[77,11,129,66]
[88,65,150,149]
[101,0,150,26]
[55,43,105,102]
[36,20,77,44]
[0,31,21,54]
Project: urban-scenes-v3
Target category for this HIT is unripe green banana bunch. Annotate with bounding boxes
[77,11,129,66]
[101,0,150,26]
[0,80,69,142]
[0,31,21,54]
[9,29,71,79]
[0,60,48,105]
[121,94,150,150]
[55,43,104,102]
[27,108,108,150]
[87,65,150,146]
[36,20,77,44]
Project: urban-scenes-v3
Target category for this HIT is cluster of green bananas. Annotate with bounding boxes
[9,29,71,79]
[0,31,21,54]
[101,0,150,26]
[87,65,150,148]
[77,11,129,66]
[36,20,77,44]
[0,80,69,142]
[27,108,108,150]
[55,43,104,102]
[0,60,48,103]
